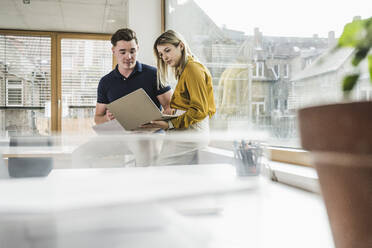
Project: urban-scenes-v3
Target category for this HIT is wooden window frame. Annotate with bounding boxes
[161,0,166,32]
[269,147,312,167]
[0,29,112,133]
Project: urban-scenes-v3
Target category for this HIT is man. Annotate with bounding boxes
[95,28,172,124]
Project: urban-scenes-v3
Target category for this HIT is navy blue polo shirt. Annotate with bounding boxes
[97,62,171,109]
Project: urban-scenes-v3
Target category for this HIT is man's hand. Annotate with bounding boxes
[95,103,114,124]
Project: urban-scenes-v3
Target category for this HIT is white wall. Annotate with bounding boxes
[128,0,162,66]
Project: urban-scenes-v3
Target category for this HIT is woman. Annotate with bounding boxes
[144,30,216,165]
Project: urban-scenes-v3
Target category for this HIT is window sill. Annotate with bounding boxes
[202,146,320,193]
[268,146,312,167]
[267,160,319,193]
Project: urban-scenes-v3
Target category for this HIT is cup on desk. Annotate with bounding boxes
[233,140,263,177]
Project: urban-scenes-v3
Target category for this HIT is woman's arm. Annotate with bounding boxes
[156,89,173,113]
[171,63,214,128]
[140,120,169,130]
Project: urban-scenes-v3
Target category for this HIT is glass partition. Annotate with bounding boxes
[164,0,372,147]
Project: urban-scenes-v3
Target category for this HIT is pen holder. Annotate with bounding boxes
[233,140,263,176]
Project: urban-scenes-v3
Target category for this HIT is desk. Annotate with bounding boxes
[1,146,75,158]
[1,146,76,174]
[0,134,162,168]
[0,164,334,248]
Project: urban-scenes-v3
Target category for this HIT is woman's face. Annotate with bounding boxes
[156,42,183,67]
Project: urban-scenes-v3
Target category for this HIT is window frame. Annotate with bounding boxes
[274,64,280,78]
[0,29,113,132]
[253,61,265,78]
[284,63,289,78]
[56,33,113,132]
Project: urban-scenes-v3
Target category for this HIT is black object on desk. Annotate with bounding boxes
[8,136,53,178]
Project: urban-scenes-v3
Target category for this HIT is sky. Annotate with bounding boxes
[193,0,372,38]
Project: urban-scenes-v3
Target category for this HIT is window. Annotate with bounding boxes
[274,99,279,109]
[62,56,73,70]
[0,34,51,136]
[257,62,264,77]
[253,62,264,78]
[0,74,4,106]
[284,99,288,110]
[273,64,280,79]
[284,64,289,78]
[6,78,23,106]
[165,0,371,148]
[359,89,372,101]
[0,31,112,135]
[60,38,112,134]
[252,101,265,122]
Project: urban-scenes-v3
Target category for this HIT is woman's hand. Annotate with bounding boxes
[162,107,175,115]
[140,120,169,130]
[106,110,115,121]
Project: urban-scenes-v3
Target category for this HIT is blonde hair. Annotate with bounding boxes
[153,30,193,87]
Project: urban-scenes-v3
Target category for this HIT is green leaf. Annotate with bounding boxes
[342,74,359,91]
[338,19,365,47]
[352,47,369,66]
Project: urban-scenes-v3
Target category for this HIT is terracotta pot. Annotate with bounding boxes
[298,101,372,248]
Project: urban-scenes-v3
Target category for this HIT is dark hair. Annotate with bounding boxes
[111,28,138,46]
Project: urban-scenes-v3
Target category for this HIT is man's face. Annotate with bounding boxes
[112,39,138,71]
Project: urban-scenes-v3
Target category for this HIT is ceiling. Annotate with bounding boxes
[0,0,128,34]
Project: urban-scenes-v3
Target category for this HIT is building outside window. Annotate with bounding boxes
[273,64,280,79]
[256,62,265,78]
[165,0,371,147]
[6,78,23,106]
[0,34,51,136]
[284,64,289,78]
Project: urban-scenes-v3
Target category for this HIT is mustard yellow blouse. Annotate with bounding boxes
[170,56,216,129]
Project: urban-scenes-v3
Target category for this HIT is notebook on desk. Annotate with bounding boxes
[106,88,184,131]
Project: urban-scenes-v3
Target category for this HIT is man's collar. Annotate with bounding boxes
[114,61,142,79]
[136,62,143,72]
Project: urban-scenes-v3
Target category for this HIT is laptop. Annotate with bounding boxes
[106,88,184,131]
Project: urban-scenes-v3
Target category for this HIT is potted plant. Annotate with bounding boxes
[298,17,372,248]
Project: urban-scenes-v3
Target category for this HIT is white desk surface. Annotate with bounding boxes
[0,164,334,248]
[1,146,76,158]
